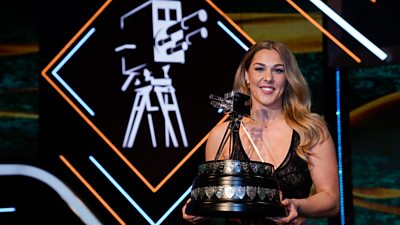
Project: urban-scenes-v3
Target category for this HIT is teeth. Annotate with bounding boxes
[261,87,273,91]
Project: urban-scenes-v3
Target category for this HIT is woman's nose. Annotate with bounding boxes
[263,70,273,81]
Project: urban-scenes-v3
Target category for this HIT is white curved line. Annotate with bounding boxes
[0,164,102,225]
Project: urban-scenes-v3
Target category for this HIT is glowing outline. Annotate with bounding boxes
[60,155,126,225]
[217,21,249,51]
[0,207,16,213]
[309,0,387,61]
[335,68,346,225]
[89,155,191,225]
[41,0,233,193]
[0,164,102,225]
[51,28,96,116]
[286,0,361,63]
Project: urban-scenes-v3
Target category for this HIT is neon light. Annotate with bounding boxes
[89,155,192,225]
[0,207,16,213]
[0,164,102,225]
[155,187,191,225]
[286,0,361,63]
[40,0,246,194]
[205,0,255,44]
[52,28,96,116]
[217,21,249,51]
[60,155,126,225]
[309,0,387,61]
[335,68,346,225]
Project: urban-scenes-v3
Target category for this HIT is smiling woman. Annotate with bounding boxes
[182,40,340,225]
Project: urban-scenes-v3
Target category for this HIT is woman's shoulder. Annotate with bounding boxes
[209,121,230,135]
[206,121,230,160]
[309,113,330,137]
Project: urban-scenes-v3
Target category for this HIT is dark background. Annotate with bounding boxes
[1,0,399,224]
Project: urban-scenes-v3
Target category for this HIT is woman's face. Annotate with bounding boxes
[245,49,287,110]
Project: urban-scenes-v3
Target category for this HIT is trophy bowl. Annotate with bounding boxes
[186,159,287,217]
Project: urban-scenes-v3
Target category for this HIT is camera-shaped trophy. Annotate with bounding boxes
[185,91,286,217]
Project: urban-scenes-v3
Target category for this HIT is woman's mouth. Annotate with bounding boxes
[260,86,274,94]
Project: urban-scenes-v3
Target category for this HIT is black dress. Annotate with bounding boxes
[209,131,312,225]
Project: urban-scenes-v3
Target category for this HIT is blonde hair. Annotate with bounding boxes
[233,41,327,161]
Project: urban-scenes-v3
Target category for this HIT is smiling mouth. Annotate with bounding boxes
[260,86,274,93]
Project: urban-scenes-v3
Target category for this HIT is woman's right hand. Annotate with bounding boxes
[182,198,209,224]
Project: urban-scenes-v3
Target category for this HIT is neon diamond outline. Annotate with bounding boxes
[41,0,253,193]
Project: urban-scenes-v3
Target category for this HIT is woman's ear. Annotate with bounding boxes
[245,72,249,85]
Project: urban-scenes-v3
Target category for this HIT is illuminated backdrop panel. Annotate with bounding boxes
[40,0,254,224]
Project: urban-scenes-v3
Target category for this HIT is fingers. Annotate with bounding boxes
[182,198,192,220]
[182,198,208,224]
[269,199,299,224]
[187,216,208,224]
[270,217,298,225]
[281,199,290,207]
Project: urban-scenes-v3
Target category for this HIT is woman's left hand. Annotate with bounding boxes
[270,199,300,225]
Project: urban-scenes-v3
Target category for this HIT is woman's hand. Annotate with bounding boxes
[270,198,301,225]
[182,199,209,224]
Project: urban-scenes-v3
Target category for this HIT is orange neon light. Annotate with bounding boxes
[41,0,113,75]
[154,114,229,191]
[41,0,239,193]
[41,72,155,191]
[43,64,228,192]
[59,155,126,225]
[40,0,157,191]
[286,0,362,63]
[205,0,255,45]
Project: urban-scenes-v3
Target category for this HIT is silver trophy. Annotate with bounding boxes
[186,91,286,217]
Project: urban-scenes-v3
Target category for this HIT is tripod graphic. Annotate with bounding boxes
[123,65,188,148]
[117,0,208,149]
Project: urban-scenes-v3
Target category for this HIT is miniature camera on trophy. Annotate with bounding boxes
[209,91,250,117]
[185,91,286,217]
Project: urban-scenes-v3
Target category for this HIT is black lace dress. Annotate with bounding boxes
[208,131,312,225]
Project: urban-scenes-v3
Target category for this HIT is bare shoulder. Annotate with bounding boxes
[310,113,333,143]
[209,121,229,135]
[205,122,230,160]
[309,123,337,164]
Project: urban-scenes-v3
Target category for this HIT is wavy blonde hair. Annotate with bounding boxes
[233,41,327,161]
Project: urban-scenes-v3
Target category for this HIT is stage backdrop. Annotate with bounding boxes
[39,0,254,224]
[9,0,400,224]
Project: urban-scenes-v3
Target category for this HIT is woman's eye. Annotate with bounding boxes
[272,67,285,74]
[254,67,265,72]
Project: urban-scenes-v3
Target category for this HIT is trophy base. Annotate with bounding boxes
[186,200,286,217]
[188,160,286,218]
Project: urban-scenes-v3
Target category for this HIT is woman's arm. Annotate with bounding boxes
[182,123,229,223]
[205,122,230,161]
[276,129,340,224]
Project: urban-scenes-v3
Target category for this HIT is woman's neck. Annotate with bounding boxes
[250,107,285,125]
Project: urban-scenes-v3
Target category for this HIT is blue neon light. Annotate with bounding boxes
[89,155,192,225]
[52,28,96,116]
[0,207,16,213]
[335,68,345,225]
[309,0,387,61]
[155,187,191,225]
[217,21,249,51]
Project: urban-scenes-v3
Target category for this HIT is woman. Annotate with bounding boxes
[182,41,339,224]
